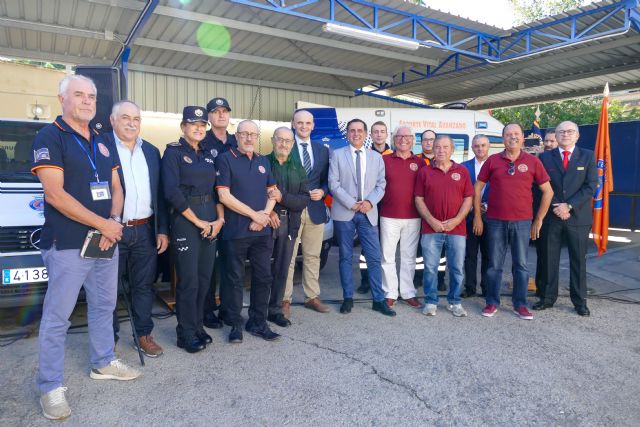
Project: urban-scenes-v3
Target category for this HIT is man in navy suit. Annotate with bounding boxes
[461,135,490,298]
[107,100,169,357]
[536,121,598,316]
[283,110,331,317]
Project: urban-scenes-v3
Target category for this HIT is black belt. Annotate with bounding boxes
[189,194,213,204]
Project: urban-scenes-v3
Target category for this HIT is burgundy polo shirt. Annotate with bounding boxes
[477,150,550,221]
[414,162,474,236]
[380,152,425,219]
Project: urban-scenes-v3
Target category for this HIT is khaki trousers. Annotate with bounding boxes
[284,207,324,302]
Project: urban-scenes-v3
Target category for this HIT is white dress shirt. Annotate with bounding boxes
[295,135,314,169]
[114,132,153,222]
[559,145,576,161]
[349,144,367,200]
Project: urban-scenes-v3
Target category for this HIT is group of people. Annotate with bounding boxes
[31,74,598,420]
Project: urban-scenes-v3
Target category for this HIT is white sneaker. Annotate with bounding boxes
[447,303,468,317]
[90,359,141,381]
[422,303,437,316]
[40,386,71,420]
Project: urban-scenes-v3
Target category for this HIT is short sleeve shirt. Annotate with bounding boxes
[414,162,474,236]
[380,152,425,219]
[477,150,550,221]
[201,130,237,160]
[215,148,277,240]
[30,116,120,250]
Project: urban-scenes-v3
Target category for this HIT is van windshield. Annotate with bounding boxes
[0,121,47,183]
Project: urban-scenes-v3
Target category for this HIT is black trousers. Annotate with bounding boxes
[172,202,217,339]
[268,215,297,316]
[203,245,226,315]
[539,220,590,308]
[464,218,489,294]
[224,235,274,327]
[534,238,545,299]
[113,222,158,338]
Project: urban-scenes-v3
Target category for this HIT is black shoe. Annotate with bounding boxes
[356,283,370,294]
[372,301,396,317]
[575,306,590,317]
[246,324,280,341]
[460,289,477,298]
[532,301,554,311]
[203,312,224,329]
[228,326,243,343]
[267,313,292,327]
[197,330,213,344]
[177,336,206,353]
[340,298,353,314]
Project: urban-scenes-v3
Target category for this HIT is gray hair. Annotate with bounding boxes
[272,126,293,140]
[111,100,141,118]
[58,74,97,97]
[392,124,414,139]
[472,134,490,144]
[434,134,454,150]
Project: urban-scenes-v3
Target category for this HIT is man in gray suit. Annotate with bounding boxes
[329,118,395,316]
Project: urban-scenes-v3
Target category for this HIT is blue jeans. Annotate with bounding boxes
[420,233,465,305]
[485,219,531,309]
[334,213,384,302]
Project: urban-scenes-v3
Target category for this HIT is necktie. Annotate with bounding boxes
[562,150,570,171]
[301,143,312,176]
[355,150,363,202]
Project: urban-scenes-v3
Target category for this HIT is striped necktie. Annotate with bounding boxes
[301,143,312,175]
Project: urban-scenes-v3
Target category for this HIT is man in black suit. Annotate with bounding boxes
[108,100,170,356]
[283,110,331,317]
[536,121,598,316]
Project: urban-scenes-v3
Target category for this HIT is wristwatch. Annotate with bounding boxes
[110,214,122,223]
[567,204,573,211]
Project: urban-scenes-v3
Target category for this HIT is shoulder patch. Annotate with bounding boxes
[168,141,181,147]
[34,148,50,162]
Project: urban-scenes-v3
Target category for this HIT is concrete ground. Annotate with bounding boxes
[1,230,639,426]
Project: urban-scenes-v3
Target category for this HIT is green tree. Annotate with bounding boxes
[508,0,585,25]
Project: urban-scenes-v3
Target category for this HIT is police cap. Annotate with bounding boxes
[182,106,208,123]
[206,97,232,113]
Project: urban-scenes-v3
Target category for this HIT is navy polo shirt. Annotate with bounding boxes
[31,116,120,250]
[215,148,276,240]
[161,137,218,214]
[201,130,237,159]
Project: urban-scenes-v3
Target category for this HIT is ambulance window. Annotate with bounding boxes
[0,121,46,180]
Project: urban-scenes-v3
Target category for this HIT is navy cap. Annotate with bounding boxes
[182,106,208,123]
[206,97,232,112]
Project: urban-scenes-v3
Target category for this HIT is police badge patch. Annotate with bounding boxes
[98,143,110,157]
[258,165,266,174]
[34,148,50,162]
[210,149,218,158]
[183,155,193,164]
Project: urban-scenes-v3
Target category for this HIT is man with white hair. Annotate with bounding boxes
[106,100,169,357]
[379,125,424,308]
[31,75,140,420]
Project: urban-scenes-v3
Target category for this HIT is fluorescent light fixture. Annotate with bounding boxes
[323,22,420,51]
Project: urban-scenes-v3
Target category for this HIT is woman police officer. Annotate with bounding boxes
[162,106,224,353]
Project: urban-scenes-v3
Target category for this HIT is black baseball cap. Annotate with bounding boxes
[182,106,208,123]
[206,97,231,112]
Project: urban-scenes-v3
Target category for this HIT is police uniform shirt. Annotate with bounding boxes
[162,137,218,214]
[30,116,120,250]
[201,131,237,160]
[215,148,276,240]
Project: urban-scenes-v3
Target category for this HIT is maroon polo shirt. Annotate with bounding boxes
[414,162,474,236]
[477,150,550,221]
[380,152,425,219]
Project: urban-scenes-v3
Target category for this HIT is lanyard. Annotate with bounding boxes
[72,134,99,182]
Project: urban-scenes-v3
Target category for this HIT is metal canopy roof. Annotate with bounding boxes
[1,0,639,109]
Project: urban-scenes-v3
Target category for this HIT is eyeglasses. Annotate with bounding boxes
[556,129,577,135]
[273,137,293,144]
[508,161,515,176]
[237,131,259,139]
[394,135,415,140]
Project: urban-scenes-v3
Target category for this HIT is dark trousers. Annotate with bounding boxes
[172,203,217,339]
[224,235,274,327]
[112,222,158,337]
[534,238,544,299]
[539,220,590,308]
[269,215,297,316]
[464,218,488,294]
[203,246,226,314]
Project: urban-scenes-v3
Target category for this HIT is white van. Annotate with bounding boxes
[0,119,48,308]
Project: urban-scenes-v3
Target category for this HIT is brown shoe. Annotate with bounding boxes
[385,298,396,307]
[404,297,423,309]
[304,297,330,313]
[134,335,163,358]
[282,300,291,319]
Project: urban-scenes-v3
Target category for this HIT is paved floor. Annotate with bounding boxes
[1,230,639,426]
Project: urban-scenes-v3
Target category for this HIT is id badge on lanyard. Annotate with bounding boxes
[73,135,111,201]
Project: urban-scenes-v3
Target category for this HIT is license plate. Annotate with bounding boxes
[2,267,48,285]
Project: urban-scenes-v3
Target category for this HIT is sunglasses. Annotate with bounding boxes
[508,161,515,176]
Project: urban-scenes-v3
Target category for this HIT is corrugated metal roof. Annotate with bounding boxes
[0,0,638,109]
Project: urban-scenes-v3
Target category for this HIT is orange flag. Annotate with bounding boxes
[592,83,614,256]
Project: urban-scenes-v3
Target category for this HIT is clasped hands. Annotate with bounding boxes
[552,203,571,220]
[351,200,373,213]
